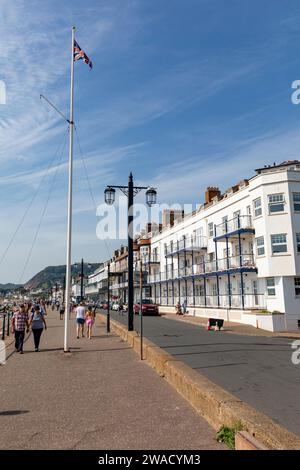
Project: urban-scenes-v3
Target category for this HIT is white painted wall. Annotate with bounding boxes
[150,164,300,331]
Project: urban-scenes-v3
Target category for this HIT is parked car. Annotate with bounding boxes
[134,299,159,315]
[98,301,106,309]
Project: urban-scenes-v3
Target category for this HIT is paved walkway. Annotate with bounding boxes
[161,311,300,338]
[109,310,300,436]
[0,310,224,450]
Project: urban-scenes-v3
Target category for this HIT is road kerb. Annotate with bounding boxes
[235,431,268,450]
[98,313,300,450]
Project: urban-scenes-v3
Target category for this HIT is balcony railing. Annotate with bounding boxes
[214,215,254,238]
[142,254,160,263]
[165,236,207,256]
[206,254,255,273]
[110,280,140,290]
[148,254,255,282]
[85,284,99,294]
[155,294,266,309]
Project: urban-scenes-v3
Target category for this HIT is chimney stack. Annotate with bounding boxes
[205,187,221,204]
[162,209,184,228]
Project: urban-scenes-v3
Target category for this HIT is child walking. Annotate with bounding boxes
[85,307,95,339]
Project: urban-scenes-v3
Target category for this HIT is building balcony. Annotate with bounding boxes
[206,293,266,309]
[165,236,207,257]
[85,284,99,295]
[147,254,256,283]
[142,254,160,264]
[109,281,141,290]
[213,215,254,241]
[109,268,124,276]
[205,254,256,275]
[158,293,266,310]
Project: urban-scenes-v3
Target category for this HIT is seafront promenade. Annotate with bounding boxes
[0,309,224,450]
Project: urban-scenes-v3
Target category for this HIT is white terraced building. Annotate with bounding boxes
[85,263,109,301]
[147,160,300,331]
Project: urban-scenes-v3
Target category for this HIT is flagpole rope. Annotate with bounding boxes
[18,132,68,284]
[74,126,113,261]
[0,129,69,270]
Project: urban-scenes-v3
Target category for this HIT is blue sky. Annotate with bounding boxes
[1,0,300,282]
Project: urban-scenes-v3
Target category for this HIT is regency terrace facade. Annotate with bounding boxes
[86,160,300,332]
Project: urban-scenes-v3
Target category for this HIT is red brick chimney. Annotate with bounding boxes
[162,209,184,227]
[205,187,221,204]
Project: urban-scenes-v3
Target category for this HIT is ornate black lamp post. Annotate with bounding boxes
[104,172,157,331]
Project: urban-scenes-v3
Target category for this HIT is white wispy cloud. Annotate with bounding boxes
[1,0,300,283]
[0,0,121,166]
[143,126,300,205]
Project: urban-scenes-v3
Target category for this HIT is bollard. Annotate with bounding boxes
[2,315,6,341]
[6,312,10,337]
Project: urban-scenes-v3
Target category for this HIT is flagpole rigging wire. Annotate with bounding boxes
[18,132,68,283]
[74,125,113,260]
[40,94,70,124]
[0,129,69,270]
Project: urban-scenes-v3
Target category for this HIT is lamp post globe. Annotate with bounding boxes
[104,187,116,205]
[146,187,157,207]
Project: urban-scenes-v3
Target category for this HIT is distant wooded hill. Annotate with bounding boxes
[24,263,100,290]
[0,283,23,292]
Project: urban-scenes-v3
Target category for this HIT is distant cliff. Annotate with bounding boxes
[0,283,23,292]
[25,263,100,290]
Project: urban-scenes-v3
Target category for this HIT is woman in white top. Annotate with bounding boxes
[76,302,86,339]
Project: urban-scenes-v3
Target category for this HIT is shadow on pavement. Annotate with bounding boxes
[71,347,132,354]
[90,335,119,339]
[0,410,29,416]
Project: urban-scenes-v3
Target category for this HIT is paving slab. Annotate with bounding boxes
[161,311,300,338]
[109,310,300,436]
[0,310,224,450]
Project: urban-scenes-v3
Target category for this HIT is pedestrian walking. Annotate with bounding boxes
[76,302,86,339]
[11,304,29,354]
[29,305,47,352]
[85,306,95,339]
[59,304,65,320]
[182,299,187,314]
[40,300,47,315]
[175,301,182,315]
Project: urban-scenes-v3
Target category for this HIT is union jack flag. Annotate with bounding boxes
[73,40,93,69]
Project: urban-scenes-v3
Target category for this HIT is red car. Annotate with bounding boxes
[134,299,159,315]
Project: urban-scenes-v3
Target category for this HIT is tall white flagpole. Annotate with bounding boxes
[64,26,75,352]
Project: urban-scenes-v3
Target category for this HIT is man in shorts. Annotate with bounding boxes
[76,302,86,339]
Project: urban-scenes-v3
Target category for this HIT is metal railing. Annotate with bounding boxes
[214,215,253,238]
[205,254,255,273]
[142,254,160,263]
[217,294,266,309]
[148,254,256,282]
[0,311,12,340]
[154,293,266,309]
[165,236,207,256]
